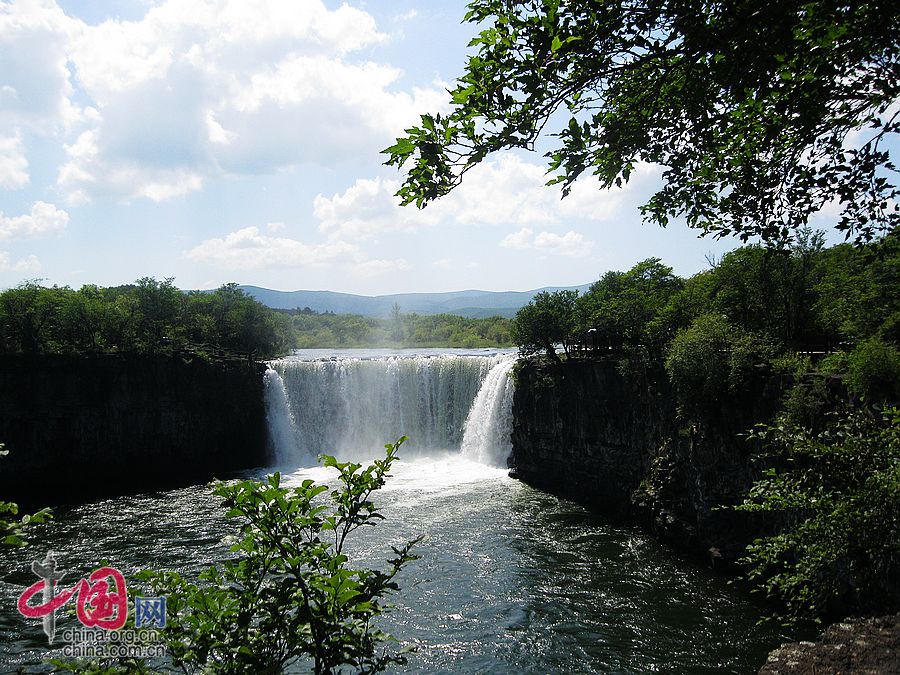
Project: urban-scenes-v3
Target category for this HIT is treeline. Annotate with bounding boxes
[285,307,513,349]
[0,279,294,360]
[515,230,899,404]
[514,229,900,622]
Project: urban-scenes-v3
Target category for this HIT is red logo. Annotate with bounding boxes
[17,552,128,643]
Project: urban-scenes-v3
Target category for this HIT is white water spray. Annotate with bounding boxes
[263,367,308,467]
[460,357,516,466]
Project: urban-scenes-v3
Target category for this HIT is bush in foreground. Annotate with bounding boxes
[55,440,419,674]
[737,407,900,623]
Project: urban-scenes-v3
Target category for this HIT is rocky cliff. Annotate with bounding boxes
[0,354,269,506]
[510,357,788,561]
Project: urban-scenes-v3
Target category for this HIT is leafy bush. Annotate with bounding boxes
[846,337,900,404]
[0,445,51,546]
[737,407,900,622]
[148,439,418,673]
[772,352,812,376]
[779,377,834,434]
[665,314,775,419]
[818,350,850,374]
[58,440,419,674]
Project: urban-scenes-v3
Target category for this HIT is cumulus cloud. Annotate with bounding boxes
[0,201,69,240]
[499,227,534,250]
[500,227,595,257]
[0,1,80,134]
[314,176,444,239]
[185,226,363,270]
[314,153,662,239]
[393,10,418,23]
[0,0,453,203]
[0,133,28,189]
[186,223,411,279]
[0,251,41,274]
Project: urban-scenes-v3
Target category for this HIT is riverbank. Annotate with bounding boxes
[759,614,900,674]
[0,353,268,507]
[509,356,787,564]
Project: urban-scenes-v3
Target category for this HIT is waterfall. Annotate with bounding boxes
[460,357,516,467]
[263,367,307,467]
[266,353,516,464]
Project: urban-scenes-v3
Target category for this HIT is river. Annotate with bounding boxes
[0,349,794,673]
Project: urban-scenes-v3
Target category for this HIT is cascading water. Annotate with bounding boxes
[265,350,516,466]
[263,367,306,466]
[460,357,516,466]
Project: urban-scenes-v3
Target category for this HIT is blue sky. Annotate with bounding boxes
[0,0,805,294]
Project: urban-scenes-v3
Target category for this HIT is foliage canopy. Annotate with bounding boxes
[0,279,294,360]
[385,0,900,245]
[512,289,578,361]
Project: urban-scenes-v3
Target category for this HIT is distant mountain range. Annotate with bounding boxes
[238,284,592,319]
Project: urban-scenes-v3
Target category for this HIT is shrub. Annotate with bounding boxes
[0,444,51,546]
[56,440,419,674]
[665,314,775,419]
[846,337,900,404]
[737,407,900,623]
[818,350,850,374]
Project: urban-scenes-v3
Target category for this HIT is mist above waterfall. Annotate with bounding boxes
[265,349,516,467]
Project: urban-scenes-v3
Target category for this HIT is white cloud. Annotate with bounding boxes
[185,226,363,270]
[315,176,444,239]
[0,133,28,189]
[0,201,69,240]
[0,1,80,134]
[533,230,595,257]
[500,226,595,258]
[186,224,410,279]
[315,153,662,239]
[0,251,41,274]
[499,227,533,250]
[0,0,450,203]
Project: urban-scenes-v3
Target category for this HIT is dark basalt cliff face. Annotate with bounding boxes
[510,358,788,562]
[0,354,268,506]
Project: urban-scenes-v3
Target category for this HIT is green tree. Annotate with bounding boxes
[813,235,900,346]
[0,281,61,353]
[512,289,578,362]
[737,407,900,622]
[385,0,900,245]
[703,234,825,349]
[846,337,900,404]
[59,285,108,352]
[133,277,184,353]
[665,313,776,419]
[577,258,682,352]
[389,302,404,343]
